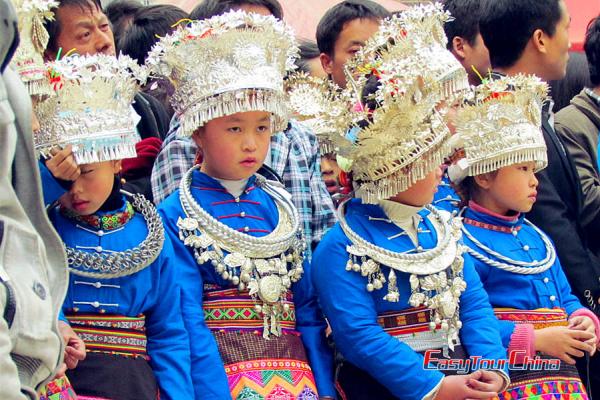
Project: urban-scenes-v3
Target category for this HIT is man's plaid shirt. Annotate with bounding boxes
[151,120,337,257]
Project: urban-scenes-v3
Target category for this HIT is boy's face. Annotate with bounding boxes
[475,162,539,215]
[539,0,571,81]
[193,111,272,181]
[46,2,115,59]
[320,18,381,88]
[60,160,121,215]
[388,166,444,207]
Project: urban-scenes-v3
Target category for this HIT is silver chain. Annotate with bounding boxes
[66,193,165,279]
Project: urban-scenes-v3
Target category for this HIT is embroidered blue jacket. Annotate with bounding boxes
[157,170,335,399]
[49,197,193,400]
[462,206,585,348]
[312,198,508,400]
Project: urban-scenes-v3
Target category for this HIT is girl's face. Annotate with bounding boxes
[474,162,539,215]
[389,166,443,207]
[193,111,272,180]
[59,160,121,215]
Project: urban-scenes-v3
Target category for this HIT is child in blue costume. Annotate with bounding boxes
[432,172,461,213]
[149,11,335,400]
[312,6,509,400]
[34,54,193,400]
[450,74,599,399]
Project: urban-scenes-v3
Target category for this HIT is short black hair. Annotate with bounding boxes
[549,52,591,112]
[45,0,103,54]
[296,39,321,74]
[105,0,143,45]
[316,0,390,56]
[480,0,563,69]
[442,0,482,50]
[118,4,189,64]
[190,0,283,20]
[585,15,600,86]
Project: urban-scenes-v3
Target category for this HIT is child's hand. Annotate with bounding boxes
[568,315,597,355]
[58,321,86,369]
[45,145,80,182]
[467,369,505,394]
[434,373,499,400]
[534,326,595,364]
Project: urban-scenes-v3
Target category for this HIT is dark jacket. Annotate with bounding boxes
[526,103,600,314]
[555,89,600,253]
[487,72,600,315]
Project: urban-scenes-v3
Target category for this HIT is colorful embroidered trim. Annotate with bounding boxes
[204,287,296,333]
[494,308,568,329]
[463,217,522,234]
[227,359,319,400]
[377,306,434,336]
[66,314,148,359]
[61,201,135,231]
[39,377,77,400]
[500,377,588,400]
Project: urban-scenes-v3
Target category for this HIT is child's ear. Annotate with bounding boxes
[474,173,494,190]
[191,127,204,148]
[112,160,122,174]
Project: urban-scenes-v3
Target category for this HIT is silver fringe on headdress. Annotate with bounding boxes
[285,72,356,155]
[146,10,299,137]
[10,0,58,97]
[334,3,467,203]
[34,54,147,164]
[449,74,549,182]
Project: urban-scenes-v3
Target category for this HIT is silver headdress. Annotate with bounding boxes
[338,4,469,204]
[285,72,355,155]
[146,10,299,138]
[449,74,549,182]
[34,54,147,164]
[10,0,58,96]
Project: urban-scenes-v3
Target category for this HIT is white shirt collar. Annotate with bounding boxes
[378,200,424,246]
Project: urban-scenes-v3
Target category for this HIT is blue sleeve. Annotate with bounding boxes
[458,253,509,375]
[292,258,335,397]
[145,236,194,400]
[312,227,445,400]
[158,204,231,400]
[495,319,516,350]
[554,258,585,316]
[58,309,68,324]
[38,160,67,207]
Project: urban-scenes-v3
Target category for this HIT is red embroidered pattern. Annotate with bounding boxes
[61,202,135,230]
[463,217,522,234]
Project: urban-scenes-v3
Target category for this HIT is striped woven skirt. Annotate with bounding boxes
[65,314,158,400]
[203,286,319,399]
[335,306,467,400]
[495,308,589,400]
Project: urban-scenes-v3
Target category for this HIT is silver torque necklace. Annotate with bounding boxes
[338,199,467,351]
[460,210,556,274]
[66,192,165,279]
[338,199,460,276]
[177,165,306,338]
